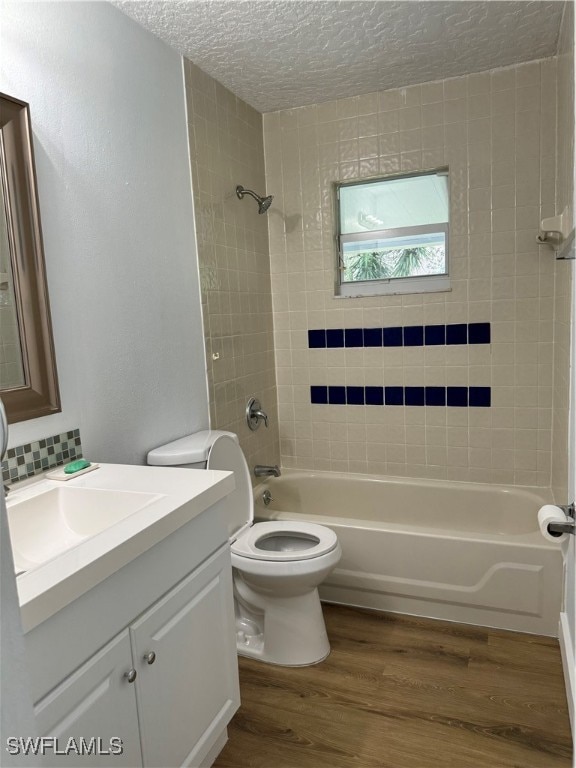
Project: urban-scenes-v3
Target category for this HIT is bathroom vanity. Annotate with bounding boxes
[9,464,240,767]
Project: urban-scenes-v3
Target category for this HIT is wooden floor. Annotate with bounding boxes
[214,604,573,768]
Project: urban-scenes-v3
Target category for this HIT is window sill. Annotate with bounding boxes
[336,274,451,298]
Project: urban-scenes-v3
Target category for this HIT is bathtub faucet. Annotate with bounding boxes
[254,464,281,478]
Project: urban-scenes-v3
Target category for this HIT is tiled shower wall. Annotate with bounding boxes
[551,1,574,501]
[184,61,280,476]
[264,59,561,486]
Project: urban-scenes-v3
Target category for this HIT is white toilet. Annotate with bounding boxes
[147,430,341,666]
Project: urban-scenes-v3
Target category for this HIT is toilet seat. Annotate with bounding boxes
[206,434,338,563]
[231,521,338,562]
[207,433,253,540]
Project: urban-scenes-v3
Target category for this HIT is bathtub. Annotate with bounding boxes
[254,470,564,636]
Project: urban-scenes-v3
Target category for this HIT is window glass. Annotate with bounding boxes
[337,170,450,296]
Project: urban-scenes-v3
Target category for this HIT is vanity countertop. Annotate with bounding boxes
[7,463,234,632]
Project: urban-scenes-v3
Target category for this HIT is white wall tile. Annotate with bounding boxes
[264,58,567,488]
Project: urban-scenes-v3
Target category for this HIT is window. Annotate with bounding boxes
[336,169,450,297]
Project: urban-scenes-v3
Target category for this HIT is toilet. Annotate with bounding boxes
[147,430,341,666]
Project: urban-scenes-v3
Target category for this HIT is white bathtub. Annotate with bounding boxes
[254,470,564,636]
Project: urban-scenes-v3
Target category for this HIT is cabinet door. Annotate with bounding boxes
[34,631,143,767]
[130,545,240,768]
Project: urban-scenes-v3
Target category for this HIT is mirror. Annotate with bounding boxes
[0,93,60,423]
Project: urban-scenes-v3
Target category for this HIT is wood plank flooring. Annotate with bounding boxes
[214,605,573,768]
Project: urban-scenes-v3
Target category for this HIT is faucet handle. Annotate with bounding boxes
[254,410,268,428]
[246,397,269,431]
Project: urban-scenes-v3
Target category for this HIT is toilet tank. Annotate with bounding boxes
[147,430,239,469]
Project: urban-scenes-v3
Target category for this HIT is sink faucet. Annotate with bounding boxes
[254,465,281,478]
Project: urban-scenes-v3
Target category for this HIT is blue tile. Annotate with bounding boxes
[326,329,344,348]
[345,328,364,347]
[425,325,446,346]
[347,386,365,405]
[364,328,383,347]
[310,386,328,404]
[383,327,402,347]
[385,386,404,405]
[425,386,446,406]
[328,385,346,405]
[404,387,425,406]
[365,386,384,405]
[469,387,491,407]
[446,324,467,345]
[403,326,424,346]
[308,329,326,348]
[447,387,468,407]
[468,322,491,344]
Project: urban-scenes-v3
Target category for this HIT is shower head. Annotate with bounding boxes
[258,194,274,214]
[236,185,274,214]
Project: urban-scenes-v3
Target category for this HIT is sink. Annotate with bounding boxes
[6,463,235,633]
[7,486,161,573]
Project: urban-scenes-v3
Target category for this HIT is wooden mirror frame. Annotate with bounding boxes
[0,93,60,423]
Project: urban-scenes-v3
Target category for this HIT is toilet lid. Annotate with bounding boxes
[231,520,338,561]
[207,433,253,539]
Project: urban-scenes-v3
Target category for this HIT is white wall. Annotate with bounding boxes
[0,1,209,463]
[555,0,575,740]
[566,269,576,738]
[567,70,575,751]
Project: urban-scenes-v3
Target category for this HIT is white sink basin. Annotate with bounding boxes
[6,463,235,633]
[7,486,161,573]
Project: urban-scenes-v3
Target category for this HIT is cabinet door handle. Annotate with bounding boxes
[143,651,156,665]
[124,668,137,684]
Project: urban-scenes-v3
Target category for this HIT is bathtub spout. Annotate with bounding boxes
[254,464,281,478]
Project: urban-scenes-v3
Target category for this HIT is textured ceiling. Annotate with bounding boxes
[114,1,564,113]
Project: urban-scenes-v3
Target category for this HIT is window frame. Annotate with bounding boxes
[335,168,451,299]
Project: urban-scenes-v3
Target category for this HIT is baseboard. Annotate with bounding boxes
[558,612,575,758]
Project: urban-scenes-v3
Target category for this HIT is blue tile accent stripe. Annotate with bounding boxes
[308,323,490,349]
[365,386,384,405]
[310,386,490,407]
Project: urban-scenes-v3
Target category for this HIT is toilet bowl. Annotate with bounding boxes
[147,430,341,666]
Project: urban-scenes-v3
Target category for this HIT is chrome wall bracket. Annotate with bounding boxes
[548,503,575,536]
[555,229,576,261]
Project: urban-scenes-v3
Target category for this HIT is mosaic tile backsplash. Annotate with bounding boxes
[2,429,82,485]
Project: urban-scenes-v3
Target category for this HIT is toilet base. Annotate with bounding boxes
[237,642,330,667]
[234,576,331,666]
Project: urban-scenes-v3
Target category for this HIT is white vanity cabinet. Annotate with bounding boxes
[34,629,143,766]
[131,546,239,768]
[23,491,240,768]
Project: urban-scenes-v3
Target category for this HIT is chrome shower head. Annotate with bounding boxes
[258,194,274,214]
[236,185,274,214]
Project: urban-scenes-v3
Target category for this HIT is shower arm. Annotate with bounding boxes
[236,185,273,214]
[237,187,260,204]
